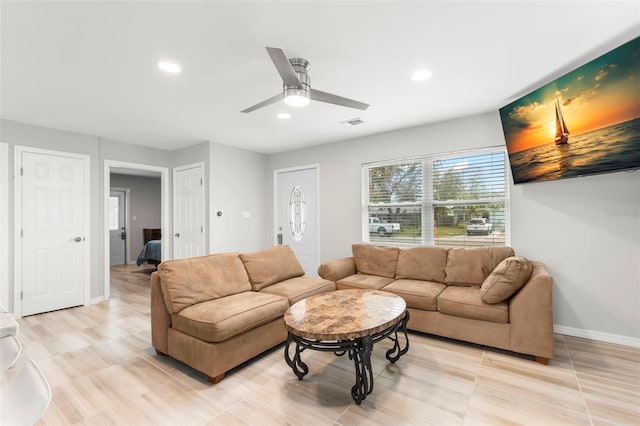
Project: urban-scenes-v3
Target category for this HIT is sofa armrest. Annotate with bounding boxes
[509,261,554,360]
[151,271,171,354]
[318,257,356,282]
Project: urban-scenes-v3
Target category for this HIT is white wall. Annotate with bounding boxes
[0,143,8,309]
[267,111,640,344]
[209,141,269,253]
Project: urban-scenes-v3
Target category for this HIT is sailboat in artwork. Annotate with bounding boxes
[554,97,569,145]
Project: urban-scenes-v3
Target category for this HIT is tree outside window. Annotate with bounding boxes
[364,150,508,247]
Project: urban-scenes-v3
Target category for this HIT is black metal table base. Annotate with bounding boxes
[284,310,410,405]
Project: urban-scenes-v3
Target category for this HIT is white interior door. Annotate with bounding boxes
[109,190,126,265]
[173,163,205,259]
[275,165,318,277]
[18,149,86,316]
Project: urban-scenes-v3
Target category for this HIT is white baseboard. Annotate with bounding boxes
[90,296,105,305]
[554,324,640,348]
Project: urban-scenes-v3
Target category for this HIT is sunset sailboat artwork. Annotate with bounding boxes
[554,97,569,145]
[499,36,639,184]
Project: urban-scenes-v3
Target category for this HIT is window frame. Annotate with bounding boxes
[362,146,510,247]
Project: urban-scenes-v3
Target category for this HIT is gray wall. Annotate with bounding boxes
[110,174,162,262]
[209,141,269,253]
[3,112,639,344]
[0,119,267,311]
[1,119,103,307]
[266,111,640,343]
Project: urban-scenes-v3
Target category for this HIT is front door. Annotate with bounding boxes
[18,148,87,316]
[173,163,205,259]
[109,189,126,265]
[275,166,318,277]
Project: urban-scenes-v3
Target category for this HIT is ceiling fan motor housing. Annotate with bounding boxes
[284,58,311,98]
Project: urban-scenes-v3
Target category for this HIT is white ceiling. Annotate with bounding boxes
[2,1,638,154]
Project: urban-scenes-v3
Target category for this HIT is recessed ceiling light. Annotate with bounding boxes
[411,69,432,81]
[158,61,181,74]
[277,113,291,119]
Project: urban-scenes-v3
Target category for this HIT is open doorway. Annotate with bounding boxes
[103,161,169,301]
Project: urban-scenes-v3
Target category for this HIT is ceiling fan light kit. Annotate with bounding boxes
[241,47,369,113]
[283,90,310,107]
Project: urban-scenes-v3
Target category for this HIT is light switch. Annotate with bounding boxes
[242,211,251,219]
[132,215,137,221]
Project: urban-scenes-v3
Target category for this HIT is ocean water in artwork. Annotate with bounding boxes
[508,118,640,184]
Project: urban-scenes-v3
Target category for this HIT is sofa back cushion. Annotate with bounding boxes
[444,246,515,286]
[352,244,399,278]
[395,246,448,282]
[158,253,252,314]
[240,245,305,291]
[480,256,533,304]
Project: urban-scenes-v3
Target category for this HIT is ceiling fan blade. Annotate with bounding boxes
[310,89,369,110]
[241,93,283,113]
[266,47,301,87]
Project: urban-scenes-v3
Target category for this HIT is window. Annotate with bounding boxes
[363,148,508,247]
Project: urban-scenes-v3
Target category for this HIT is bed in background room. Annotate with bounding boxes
[136,228,162,267]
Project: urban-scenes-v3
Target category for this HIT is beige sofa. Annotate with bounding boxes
[318,244,554,364]
[151,245,334,383]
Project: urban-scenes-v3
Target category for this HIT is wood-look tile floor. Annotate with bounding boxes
[5,265,639,425]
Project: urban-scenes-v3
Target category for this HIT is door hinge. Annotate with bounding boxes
[20,291,23,300]
[201,226,203,233]
[20,167,23,176]
[200,178,203,185]
[20,229,23,237]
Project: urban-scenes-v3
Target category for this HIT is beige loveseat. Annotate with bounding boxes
[151,245,334,383]
[318,244,554,364]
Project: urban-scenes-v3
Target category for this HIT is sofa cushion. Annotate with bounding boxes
[335,274,395,290]
[395,246,448,282]
[444,246,515,286]
[158,253,251,314]
[317,257,356,282]
[382,279,446,311]
[352,244,399,278]
[437,286,508,323]
[172,292,289,343]
[260,276,336,305]
[240,245,305,291]
[480,256,533,304]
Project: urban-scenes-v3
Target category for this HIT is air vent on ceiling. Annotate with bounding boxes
[342,117,364,126]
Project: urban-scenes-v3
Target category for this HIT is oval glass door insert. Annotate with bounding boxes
[288,185,306,242]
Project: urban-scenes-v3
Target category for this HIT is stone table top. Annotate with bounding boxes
[284,289,406,341]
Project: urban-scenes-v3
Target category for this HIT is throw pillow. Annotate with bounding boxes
[480,256,533,304]
[240,245,305,291]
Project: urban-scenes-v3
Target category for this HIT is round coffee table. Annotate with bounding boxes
[283,289,410,404]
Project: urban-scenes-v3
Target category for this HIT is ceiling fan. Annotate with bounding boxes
[241,47,370,113]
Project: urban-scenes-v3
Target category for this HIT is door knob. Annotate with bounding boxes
[74,237,82,242]
[174,233,180,238]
